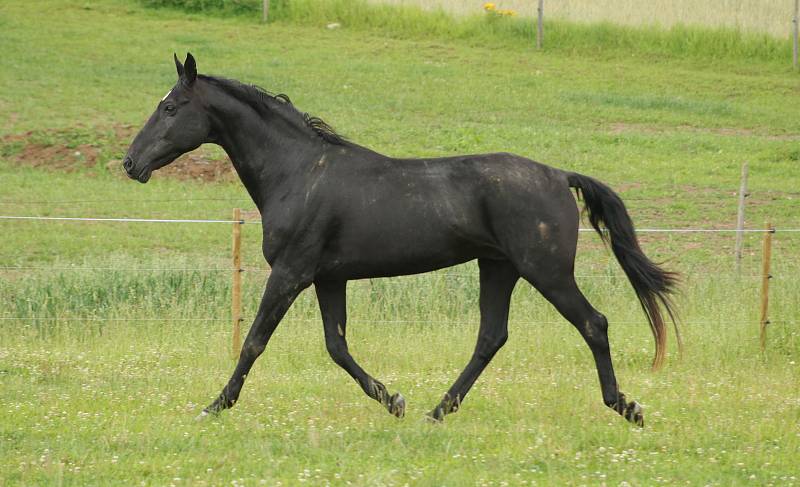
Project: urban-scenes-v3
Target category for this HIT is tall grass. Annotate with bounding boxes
[371,0,796,39]
[138,0,260,14]
[3,253,798,358]
[136,0,794,63]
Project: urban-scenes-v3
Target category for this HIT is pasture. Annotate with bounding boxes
[1,0,799,484]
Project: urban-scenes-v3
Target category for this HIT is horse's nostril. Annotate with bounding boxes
[123,156,134,171]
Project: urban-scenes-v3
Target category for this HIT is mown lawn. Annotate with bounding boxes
[0,0,798,485]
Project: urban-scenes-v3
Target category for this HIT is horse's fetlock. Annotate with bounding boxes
[367,378,388,403]
[605,391,628,414]
[447,394,462,413]
[436,392,462,415]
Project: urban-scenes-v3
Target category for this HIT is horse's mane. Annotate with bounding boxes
[200,74,346,145]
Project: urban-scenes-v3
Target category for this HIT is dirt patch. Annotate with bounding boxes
[2,126,236,183]
[14,140,100,172]
[615,181,643,192]
[113,123,136,142]
[156,152,236,183]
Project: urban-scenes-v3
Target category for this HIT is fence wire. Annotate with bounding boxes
[0,198,251,205]
[0,212,795,330]
[2,316,795,326]
[0,266,768,280]
[2,214,798,232]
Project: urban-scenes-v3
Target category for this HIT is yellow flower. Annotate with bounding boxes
[483,2,496,11]
[499,8,517,16]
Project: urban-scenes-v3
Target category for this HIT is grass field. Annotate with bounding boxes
[1,0,799,485]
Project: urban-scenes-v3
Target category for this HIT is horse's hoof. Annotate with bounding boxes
[388,393,405,418]
[196,407,221,421]
[424,414,442,424]
[425,406,445,424]
[625,401,644,427]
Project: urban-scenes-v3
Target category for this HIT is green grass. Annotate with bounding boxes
[139,0,795,64]
[1,0,799,485]
[2,268,800,485]
[2,262,799,485]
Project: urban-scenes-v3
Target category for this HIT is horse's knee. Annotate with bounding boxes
[475,331,508,361]
[242,341,266,360]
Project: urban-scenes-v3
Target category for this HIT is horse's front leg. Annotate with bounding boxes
[201,267,312,416]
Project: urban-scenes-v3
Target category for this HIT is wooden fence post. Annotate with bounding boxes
[231,208,243,360]
[794,0,799,70]
[734,162,748,273]
[536,0,544,50]
[262,0,270,23]
[759,222,774,352]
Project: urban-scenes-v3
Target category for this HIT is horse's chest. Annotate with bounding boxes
[258,206,321,265]
[259,220,295,265]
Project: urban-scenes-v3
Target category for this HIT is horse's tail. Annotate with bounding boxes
[566,172,680,370]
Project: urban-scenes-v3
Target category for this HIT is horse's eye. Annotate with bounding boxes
[164,104,176,115]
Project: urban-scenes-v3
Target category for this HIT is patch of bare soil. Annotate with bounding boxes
[22,142,100,171]
[156,152,236,183]
[2,126,236,183]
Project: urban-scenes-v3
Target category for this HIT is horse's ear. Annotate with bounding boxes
[183,52,197,85]
[174,53,184,78]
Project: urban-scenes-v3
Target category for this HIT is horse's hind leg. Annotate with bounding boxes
[427,258,519,422]
[315,280,405,418]
[524,269,644,426]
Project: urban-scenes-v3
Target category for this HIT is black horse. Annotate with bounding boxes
[124,54,677,426]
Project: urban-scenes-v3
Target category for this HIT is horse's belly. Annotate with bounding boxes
[316,221,500,279]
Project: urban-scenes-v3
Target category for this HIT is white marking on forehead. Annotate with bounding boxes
[161,89,173,102]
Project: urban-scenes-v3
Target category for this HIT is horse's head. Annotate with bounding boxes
[123,53,210,183]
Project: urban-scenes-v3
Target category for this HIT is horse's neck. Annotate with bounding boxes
[210,96,322,209]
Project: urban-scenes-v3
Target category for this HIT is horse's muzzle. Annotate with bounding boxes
[122,156,151,183]
[123,156,135,176]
